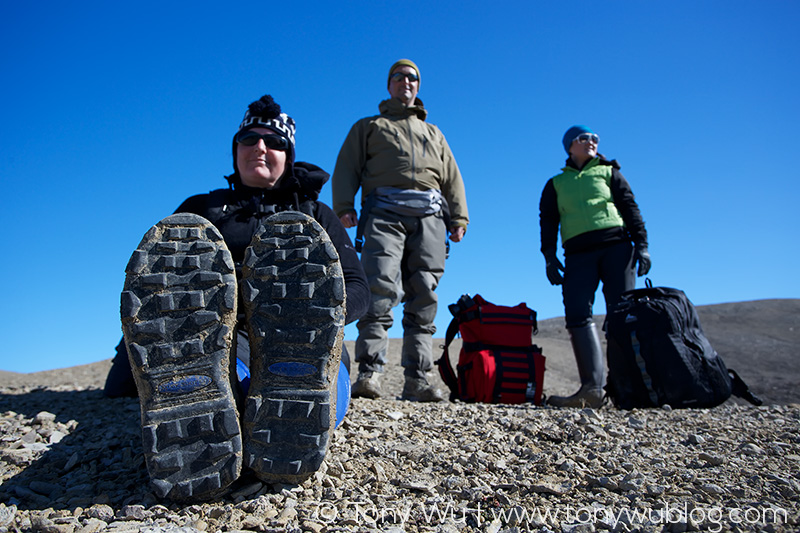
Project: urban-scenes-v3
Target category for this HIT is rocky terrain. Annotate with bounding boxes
[0,299,798,532]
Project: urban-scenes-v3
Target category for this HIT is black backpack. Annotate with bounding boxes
[605,280,762,409]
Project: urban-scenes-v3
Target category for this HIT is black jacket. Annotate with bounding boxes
[176,162,369,324]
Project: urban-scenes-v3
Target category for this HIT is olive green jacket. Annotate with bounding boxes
[331,98,469,228]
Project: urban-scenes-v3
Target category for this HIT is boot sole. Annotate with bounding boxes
[121,213,242,501]
[242,211,345,484]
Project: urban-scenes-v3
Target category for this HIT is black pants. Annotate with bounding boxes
[562,241,635,329]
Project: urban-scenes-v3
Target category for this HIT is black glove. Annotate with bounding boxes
[634,245,651,277]
[543,250,565,285]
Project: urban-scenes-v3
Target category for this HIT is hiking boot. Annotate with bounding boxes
[401,376,446,402]
[241,211,345,485]
[351,371,382,399]
[120,213,242,502]
[546,386,604,408]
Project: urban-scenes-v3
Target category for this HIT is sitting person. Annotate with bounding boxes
[104,95,369,502]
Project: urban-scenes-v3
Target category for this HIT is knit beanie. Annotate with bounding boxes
[387,59,421,88]
[238,95,296,145]
[562,125,594,154]
[231,95,296,181]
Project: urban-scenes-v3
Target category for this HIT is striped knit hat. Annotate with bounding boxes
[230,95,296,183]
[238,95,296,147]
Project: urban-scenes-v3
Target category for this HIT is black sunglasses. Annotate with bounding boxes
[390,72,419,83]
[236,131,290,150]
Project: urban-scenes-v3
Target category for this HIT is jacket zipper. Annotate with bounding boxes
[406,121,416,185]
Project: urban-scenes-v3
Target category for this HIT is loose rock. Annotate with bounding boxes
[2,367,798,533]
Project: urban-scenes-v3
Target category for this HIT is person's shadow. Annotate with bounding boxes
[0,388,152,511]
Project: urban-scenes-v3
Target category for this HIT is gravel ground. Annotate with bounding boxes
[1,299,798,532]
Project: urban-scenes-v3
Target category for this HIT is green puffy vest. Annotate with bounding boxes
[552,159,625,243]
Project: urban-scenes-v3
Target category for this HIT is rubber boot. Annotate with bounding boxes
[548,322,605,408]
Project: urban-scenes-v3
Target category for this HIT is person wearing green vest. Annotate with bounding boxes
[539,125,651,408]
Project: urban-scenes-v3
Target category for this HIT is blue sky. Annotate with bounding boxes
[2,1,798,373]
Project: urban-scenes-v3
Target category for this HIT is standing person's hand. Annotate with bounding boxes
[339,212,358,228]
[543,250,565,285]
[634,245,651,276]
[449,226,466,242]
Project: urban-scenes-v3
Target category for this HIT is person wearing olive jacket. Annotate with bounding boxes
[539,125,651,408]
[332,59,469,402]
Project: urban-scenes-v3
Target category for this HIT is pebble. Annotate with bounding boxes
[698,452,724,466]
[627,416,646,429]
[740,442,766,455]
[687,433,705,444]
[0,504,16,527]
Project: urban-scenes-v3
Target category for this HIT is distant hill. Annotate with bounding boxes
[1,299,798,404]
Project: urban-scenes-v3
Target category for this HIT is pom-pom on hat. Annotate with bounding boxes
[238,95,296,146]
[387,59,421,88]
[562,125,594,154]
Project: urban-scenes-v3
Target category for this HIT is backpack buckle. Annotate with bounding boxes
[448,294,475,317]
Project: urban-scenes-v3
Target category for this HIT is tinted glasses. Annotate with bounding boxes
[236,131,290,151]
[575,133,599,145]
[390,72,419,83]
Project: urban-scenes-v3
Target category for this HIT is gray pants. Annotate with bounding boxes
[355,207,446,378]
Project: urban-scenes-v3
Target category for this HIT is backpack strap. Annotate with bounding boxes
[631,330,659,406]
[434,315,462,402]
[202,189,234,226]
[729,369,763,406]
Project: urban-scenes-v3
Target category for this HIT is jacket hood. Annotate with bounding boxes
[564,154,621,172]
[379,97,428,121]
[283,161,329,200]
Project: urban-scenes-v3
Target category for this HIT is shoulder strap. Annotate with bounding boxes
[729,369,763,406]
[203,189,233,225]
[297,199,316,218]
[434,315,462,401]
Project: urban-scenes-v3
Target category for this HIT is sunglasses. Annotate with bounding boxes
[575,133,599,145]
[236,131,290,150]
[390,72,419,83]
